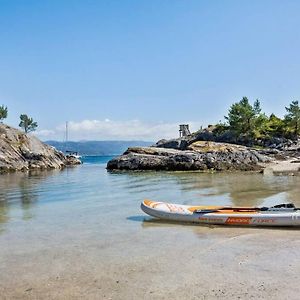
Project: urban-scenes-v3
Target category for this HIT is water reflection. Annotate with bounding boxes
[0,169,62,230]
[171,172,297,206]
[1,166,300,236]
[19,178,39,221]
[0,201,9,233]
[114,170,300,208]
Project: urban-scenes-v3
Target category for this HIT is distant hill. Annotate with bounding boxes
[45,140,153,156]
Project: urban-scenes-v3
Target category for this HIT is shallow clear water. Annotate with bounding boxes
[1,157,300,298]
[0,157,300,235]
[0,157,300,236]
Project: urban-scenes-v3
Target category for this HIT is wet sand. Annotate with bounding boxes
[263,158,300,176]
[1,223,299,299]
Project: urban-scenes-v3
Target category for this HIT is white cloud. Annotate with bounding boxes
[35,119,204,141]
[34,129,56,137]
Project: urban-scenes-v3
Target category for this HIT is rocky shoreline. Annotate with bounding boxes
[107,138,300,174]
[107,141,271,172]
[0,124,81,173]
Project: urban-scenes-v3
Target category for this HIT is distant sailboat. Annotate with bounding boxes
[65,121,82,159]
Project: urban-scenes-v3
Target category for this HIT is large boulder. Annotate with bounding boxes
[0,124,81,173]
[155,138,189,150]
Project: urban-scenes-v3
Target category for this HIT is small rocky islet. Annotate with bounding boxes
[107,127,300,173]
[0,123,81,173]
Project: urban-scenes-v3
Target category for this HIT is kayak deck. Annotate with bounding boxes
[141,200,300,227]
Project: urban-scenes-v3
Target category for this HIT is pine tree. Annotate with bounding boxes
[19,114,38,133]
[0,105,8,122]
[284,101,300,137]
[224,97,265,139]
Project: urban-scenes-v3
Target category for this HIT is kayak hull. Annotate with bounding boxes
[141,200,300,227]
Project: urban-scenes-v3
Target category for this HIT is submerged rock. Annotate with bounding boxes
[0,124,81,173]
[107,142,271,172]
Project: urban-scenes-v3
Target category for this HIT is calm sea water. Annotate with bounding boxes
[0,156,300,236]
[0,156,300,235]
[1,156,300,297]
[80,155,115,164]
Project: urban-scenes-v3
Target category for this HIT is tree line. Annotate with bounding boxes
[213,98,300,143]
[0,105,38,133]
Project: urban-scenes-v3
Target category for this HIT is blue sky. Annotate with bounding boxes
[1,0,300,141]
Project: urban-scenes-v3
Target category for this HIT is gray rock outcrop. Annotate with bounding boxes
[0,124,81,173]
[107,141,271,171]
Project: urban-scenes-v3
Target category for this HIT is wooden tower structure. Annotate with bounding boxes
[179,124,191,137]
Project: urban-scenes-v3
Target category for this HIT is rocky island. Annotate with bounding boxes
[107,129,300,174]
[107,141,271,171]
[0,123,81,173]
[107,98,300,174]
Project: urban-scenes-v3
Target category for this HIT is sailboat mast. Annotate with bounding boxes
[66,121,68,143]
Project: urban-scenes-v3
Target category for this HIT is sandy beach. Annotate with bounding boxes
[263,159,300,176]
[1,223,299,300]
